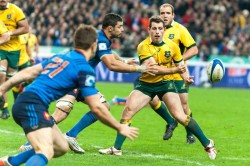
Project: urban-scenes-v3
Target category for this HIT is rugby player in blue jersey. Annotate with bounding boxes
[0,24,139,166]
[18,13,149,154]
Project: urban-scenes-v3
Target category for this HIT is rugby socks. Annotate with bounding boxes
[186,117,210,147]
[114,120,131,150]
[153,101,175,124]
[8,149,35,165]
[26,153,48,166]
[185,111,194,137]
[114,133,126,150]
[66,111,97,138]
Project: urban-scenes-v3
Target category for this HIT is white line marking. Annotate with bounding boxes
[1,130,250,163]
[0,129,24,136]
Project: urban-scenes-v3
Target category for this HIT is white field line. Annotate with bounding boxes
[1,129,250,164]
[0,129,24,136]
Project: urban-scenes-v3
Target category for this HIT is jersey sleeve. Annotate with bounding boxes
[172,42,183,64]
[179,25,196,48]
[77,69,98,97]
[14,5,26,22]
[137,42,152,64]
[96,39,112,58]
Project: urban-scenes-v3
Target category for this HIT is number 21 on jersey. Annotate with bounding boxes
[42,57,69,78]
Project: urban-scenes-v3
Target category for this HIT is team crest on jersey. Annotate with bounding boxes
[164,51,171,58]
[168,34,174,39]
[7,14,11,19]
[44,112,50,121]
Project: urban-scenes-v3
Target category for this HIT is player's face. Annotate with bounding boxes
[110,21,124,39]
[0,0,8,8]
[160,6,174,27]
[149,22,165,44]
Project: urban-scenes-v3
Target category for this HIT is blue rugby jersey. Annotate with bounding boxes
[24,50,98,105]
[89,30,112,68]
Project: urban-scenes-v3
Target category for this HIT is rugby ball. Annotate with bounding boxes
[207,59,225,82]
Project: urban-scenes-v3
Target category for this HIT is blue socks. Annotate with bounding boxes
[66,111,98,138]
[8,149,35,165]
[25,153,48,166]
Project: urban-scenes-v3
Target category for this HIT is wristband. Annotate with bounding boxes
[136,65,146,73]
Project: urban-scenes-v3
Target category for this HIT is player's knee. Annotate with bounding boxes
[182,104,189,114]
[54,141,69,158]
[183,115,191,126]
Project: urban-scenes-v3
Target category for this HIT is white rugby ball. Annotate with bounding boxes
[207,59,225,82]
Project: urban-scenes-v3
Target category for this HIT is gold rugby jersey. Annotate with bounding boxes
[0,20,8,35]
[18,33,30,66]
[27,33,38,57]
[0,3,26,51]
[164,21,196,80]
[137,37,183,83]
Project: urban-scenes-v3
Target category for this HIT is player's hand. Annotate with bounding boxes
[136,65,156,76]
[174,64,186,74]
[126,58,139,65]
[118,124,139,141]
[184,76,194,85]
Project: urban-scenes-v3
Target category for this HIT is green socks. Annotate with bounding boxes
[154,101,175,125]
[186,118,210,147]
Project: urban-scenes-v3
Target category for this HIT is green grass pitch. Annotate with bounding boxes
[0,82,249,166]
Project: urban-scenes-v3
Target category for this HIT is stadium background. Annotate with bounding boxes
[17,0,250,88]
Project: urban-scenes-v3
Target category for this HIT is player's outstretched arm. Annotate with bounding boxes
[0,64,43,95]
[84,94,139,140]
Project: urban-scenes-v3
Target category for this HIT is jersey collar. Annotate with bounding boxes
[165,20,174,29]
[150,37,165,46]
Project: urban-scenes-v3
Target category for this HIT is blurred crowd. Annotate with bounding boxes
[17,0,250,60]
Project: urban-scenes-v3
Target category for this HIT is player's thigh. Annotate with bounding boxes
[162,92,187,124]
[26,127,54,159]
[52,124,69,158]
[122,90,151,119]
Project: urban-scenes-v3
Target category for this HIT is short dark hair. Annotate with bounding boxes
[74,24,97,50]
[149,16,165,28]
[102,13,123,29]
